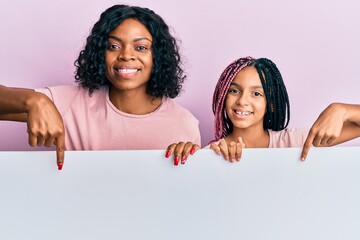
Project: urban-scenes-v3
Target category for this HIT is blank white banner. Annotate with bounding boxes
[1,147,360,240]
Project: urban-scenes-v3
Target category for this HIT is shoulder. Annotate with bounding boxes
[158,98,201,145]
[35,85,92,115]
[268,128,308,148]
[35,85,82,101]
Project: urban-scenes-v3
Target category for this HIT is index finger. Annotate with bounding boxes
[165,143,178,158]
[55,134,65,170]
[301,132,315,161]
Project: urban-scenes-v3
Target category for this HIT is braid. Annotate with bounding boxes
[212,56,254,140]
[212,57,290,141]
[252,58,290,130]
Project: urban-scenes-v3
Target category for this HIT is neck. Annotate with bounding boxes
[226,125,269,148]
[109,87,162,115]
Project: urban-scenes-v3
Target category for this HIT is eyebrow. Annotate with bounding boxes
[108,36,152,43]
[230,82,263,89]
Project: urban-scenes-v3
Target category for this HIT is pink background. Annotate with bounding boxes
[0,0,359,150]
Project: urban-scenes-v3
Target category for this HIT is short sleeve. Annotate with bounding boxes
[35,85,81,116]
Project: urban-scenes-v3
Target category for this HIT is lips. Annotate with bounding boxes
[114,67,140,78]
[115,68,139,73]
[234,110,253,116]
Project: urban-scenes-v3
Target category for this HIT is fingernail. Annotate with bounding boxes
[174,157,179,166]
[181,155,187,164]
[58,163,63,171]
[165,150,171,158]
[190,147,195,155]
[301,157,305,161]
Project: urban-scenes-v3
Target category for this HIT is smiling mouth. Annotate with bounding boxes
[234,110,253,116]
[115,68,139,73]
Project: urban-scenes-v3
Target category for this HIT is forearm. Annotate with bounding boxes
[332,102,360,144]
[0,85,38,113]
[342,103,360,126]
[0,85,41,121]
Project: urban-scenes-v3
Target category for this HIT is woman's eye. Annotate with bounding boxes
[136,45,148,51]
[108,44,120,50]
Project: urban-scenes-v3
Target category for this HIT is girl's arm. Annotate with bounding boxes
[0,85,65,169]
[301,103,360,160]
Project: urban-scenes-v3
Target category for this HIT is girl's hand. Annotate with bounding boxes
[210,137,245,162]
[165,142,200,166]
[27,92,65,170]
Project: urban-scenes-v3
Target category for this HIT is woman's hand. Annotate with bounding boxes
[301,103,360,160]
[26,92,65,170]
[210,137,245,162]
[165,142,200,166]
[0,86,66,170]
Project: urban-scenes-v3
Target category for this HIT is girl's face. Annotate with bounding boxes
[225,66,267,131]
[105,18,153,94]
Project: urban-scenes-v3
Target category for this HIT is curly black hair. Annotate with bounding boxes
[74,4,185,98]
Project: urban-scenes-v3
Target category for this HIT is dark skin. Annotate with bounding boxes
[301,103,360,160]
[0,86,65,169]
[0,19,163,170]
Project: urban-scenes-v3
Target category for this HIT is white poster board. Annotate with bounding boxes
[1,147,360,240]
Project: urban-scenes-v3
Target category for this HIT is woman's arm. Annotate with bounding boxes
[0,85,65,169]
[0,85,35,121]
[301,103,360,160]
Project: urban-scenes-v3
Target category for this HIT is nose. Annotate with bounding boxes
[236,92,249,106]
[118,46,135,61]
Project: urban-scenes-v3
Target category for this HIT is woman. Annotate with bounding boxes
[0,5,201,170]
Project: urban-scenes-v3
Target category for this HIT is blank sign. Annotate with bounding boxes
[0,147,359,240]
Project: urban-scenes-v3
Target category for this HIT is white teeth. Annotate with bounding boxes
[116,69,138,73]
[235,111,252,116]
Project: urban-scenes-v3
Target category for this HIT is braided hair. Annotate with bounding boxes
[212,57,290,140]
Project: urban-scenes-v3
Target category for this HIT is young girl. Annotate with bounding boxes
[166,56,360,165]
[0,5,201,170]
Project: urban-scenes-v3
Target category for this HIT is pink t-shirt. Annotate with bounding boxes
[206,128,308,148]
[268,128,308,147]
[36,85,201,150]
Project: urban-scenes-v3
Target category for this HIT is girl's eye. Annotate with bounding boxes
[228,89,239,94]
[253,91,263,97]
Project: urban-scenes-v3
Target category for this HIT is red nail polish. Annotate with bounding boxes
[174,157,179,166]
[165,150,171,158]
[190,147,195,155]
[181,155,187,164]
[58,163,63,171]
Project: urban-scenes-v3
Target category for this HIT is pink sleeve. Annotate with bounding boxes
[35,85,80,116]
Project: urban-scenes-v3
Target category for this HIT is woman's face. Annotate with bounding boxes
[105,18,153,94]
[225,66,267,131]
